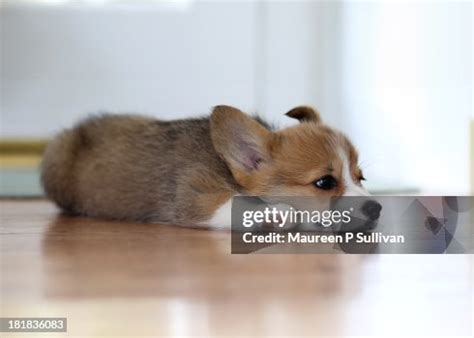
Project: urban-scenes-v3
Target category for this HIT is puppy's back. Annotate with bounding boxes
[41,114,235,223]
[41,114,160,218]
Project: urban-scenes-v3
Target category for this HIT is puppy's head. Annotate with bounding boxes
[210,105,369,197]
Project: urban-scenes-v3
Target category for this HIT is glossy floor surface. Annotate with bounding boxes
[1,200,472,337]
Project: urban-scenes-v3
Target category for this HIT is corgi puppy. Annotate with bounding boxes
[41,105,371,228]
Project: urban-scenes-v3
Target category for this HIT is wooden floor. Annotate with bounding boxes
[1,200,472,337]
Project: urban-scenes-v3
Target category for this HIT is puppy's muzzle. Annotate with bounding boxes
[361,200,382,221]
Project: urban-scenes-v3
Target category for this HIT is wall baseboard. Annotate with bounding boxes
[0,139,48,154]
[0,139,48,169]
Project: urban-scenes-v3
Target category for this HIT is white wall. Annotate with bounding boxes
[255,1,344,127]
[340,1,472,194]
[1,2,259,136]
[1,1,333,136]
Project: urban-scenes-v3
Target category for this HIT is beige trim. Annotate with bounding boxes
[0,139,48,168]
[0,155,42,168]
[0,139,49,155]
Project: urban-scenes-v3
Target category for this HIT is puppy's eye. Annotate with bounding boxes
[314,175,337,190]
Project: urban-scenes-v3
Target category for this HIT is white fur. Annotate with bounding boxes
[339,148,370,196]
[205,198,233,229]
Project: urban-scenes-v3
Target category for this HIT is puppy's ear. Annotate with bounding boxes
[285,106,321,123]
[210,105,271,177]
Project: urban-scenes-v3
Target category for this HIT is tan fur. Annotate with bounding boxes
[210,106,364,197]
[41,105,364,225]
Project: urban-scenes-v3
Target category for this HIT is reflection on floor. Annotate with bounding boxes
[1,200,472,337]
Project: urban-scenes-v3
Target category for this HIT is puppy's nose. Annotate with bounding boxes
[361,200,382,220]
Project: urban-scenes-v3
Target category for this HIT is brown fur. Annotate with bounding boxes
[41,105,363,224]
[285,106,321,123]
